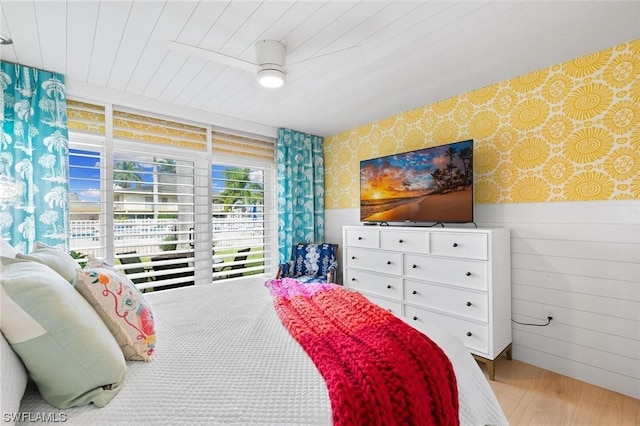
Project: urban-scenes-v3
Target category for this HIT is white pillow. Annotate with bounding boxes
[16,242,79,284]
[0,333,28,424]
[0,239,17,258]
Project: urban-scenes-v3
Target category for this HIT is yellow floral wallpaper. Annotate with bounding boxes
[325,39,640,209]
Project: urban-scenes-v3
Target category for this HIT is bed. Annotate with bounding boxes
[1,242,507,425]
[5,278,507,425]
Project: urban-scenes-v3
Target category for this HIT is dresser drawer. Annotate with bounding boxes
[362,293,402,316]
[346,247,401,275]
[429,232,488,260]
[404,280,488,322]
[345,227,379,248]
[404,254,488,291]
[404,305,489,355]
[345,269,402,300]
[380,230,428,253]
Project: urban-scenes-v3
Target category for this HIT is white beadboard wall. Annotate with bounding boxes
[324,200,640,399]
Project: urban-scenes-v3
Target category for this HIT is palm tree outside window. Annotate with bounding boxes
[114,161,143,189]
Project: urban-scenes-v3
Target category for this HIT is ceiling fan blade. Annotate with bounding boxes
[287,45,364,79]
[168,41,256,73]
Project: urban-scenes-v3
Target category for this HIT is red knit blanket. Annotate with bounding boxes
[265,278,459,426]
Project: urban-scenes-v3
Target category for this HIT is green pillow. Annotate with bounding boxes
[0,260,127,409]
[16,242,79,283]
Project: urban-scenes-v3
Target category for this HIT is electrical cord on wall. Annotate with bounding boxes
[512,315,553,327]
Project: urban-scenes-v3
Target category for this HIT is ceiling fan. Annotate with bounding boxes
[168,39,363,89]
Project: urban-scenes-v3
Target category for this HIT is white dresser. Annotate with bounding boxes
[342,225,512,379]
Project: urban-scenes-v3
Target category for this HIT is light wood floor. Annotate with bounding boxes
[477,356,640,425]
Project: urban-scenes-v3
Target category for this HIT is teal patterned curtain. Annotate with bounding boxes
[277,128,325,263]
[0,61,69,253]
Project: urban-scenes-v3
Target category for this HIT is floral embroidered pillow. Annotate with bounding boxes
[74,267,156,361]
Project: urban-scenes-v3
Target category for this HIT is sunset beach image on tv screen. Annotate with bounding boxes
[360,140,473,223]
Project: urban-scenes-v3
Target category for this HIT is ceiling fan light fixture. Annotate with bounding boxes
[257,68,285,88]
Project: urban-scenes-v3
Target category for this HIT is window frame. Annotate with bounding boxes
[68,126,277,289]
[209,154,277,282]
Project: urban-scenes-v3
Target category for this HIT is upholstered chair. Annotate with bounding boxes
[276,243,338,284]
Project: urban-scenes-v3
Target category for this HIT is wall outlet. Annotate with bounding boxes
[545,307,554,322]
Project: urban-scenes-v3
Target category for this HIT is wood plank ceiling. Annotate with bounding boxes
[0,1,639,137]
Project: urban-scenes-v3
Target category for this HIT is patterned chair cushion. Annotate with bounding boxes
[294,244,337,281]
[277,244,338,284]
[294,274,330,284]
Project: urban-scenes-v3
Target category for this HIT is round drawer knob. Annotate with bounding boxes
[465,272,471,276]
[452,242,458,247]
[399,239,404,243]
[412,290,417,295]
[466,301,472,306]
[386,285,392,289]
[351,256,356,260]
[351,278,356,281]
[413,316,418,321]
[386,260,391,265]
[358,236,362,240]
[412,264,417,269]
[466,332,472,337]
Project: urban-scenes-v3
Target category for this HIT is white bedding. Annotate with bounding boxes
[18,277,507,425]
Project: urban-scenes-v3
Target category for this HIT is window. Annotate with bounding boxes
[69,141,104,260]
[69,141,199,290]
[112,150,196,290]
[67,102,277,290]
[211,162,274,280]
[209,130,276,281]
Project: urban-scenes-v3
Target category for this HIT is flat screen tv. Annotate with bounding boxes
[360,139,474,224]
